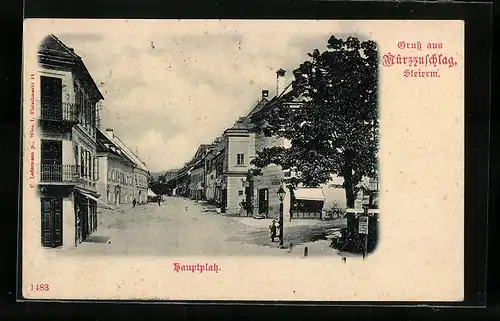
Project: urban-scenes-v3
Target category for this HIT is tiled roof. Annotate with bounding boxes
[38,34,81,60]
[251,83,305,118]
[246,97,269,118]
[97,128,149,173]
[37,34,104,101]
[229,120,256,130]
[96,130,135,164]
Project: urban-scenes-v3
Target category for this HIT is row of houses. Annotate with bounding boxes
[33,34,150,250]
[167,69,377,221]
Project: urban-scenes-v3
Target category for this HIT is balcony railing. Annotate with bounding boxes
[40,102,79,123]
[39,164,81,183]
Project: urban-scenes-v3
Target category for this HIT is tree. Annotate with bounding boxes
[251,36,379,208]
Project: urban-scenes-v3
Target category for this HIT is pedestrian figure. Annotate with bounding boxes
[269,219,277,242]
[342,257,347,263]
[132,198,136,208]
[157,197,161,207]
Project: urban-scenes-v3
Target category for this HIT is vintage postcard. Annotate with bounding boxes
[21,19,464,301]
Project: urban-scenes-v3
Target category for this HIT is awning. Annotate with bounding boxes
[79,191,99,202]
[294,188,326,201]
[147,190,157,197]
[76,189,112,209]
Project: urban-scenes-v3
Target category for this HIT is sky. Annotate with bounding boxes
[47,20,363,172]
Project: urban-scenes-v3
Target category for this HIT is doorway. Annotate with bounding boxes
[41,197,63,248]
[258,188,269,217]
[221,189,227,213]
[245,184,253,217]
[115,186,120,205]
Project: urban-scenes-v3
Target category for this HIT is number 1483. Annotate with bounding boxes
[31,283,49,291]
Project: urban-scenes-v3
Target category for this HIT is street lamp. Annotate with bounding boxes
[277,186,286,249]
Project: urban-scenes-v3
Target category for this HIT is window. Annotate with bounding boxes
[86,151,90,178]
[80,149,85,176]
[238,190,244,196]
[40,76,62,119]
[284,170,291,178]
[79,90,84,124]
[237,153,245,165]
[93,157,99,181]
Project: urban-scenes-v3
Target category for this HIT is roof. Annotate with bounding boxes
[192,144,213,160]
[38,34,81,60]
[98,128,150,173]
[251,82,305,119]
[96,131,135,165]
[38,34,104,101]
[227,119,256,131]
[294,188,326,201]
[246,97,269,118]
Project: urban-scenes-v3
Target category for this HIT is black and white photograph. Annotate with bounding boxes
[22,19,464,301]
[32,25,379,258]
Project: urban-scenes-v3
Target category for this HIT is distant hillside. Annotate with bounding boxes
[151,169,179,180]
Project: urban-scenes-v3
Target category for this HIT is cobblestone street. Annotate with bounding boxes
[60,197,347,257]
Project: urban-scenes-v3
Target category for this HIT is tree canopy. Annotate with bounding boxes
[251,36,379,207]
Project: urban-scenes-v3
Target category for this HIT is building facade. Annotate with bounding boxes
[204,143,222,204]
[189,163,205,200]
[96,128,150,205]
[35,34,104,249]
[219,119,257,215]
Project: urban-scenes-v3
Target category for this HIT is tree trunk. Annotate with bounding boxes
[344,171,355,208]
[343,151,356,208]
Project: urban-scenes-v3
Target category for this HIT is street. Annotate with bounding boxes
[63,197,348,257]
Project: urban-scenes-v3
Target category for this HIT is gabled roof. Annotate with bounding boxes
[96,130,135,165]
[38,34,104,101]
[98,128,150,173]
[250,82,306,119]
[193,144,213,160]
[246,97,269,118]
[38,34,81,60]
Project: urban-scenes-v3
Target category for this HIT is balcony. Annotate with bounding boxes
[38,164,98,189]
[40,102,79,124]
[39,164,81,184]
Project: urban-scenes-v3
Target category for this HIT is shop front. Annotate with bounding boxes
[290,188,326,220]
[74,189,99,245]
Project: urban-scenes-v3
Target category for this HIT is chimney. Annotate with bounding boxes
[276,69,286,96]
[262,90,269,98]
[136,146,139,157]
[106,128,114,139]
